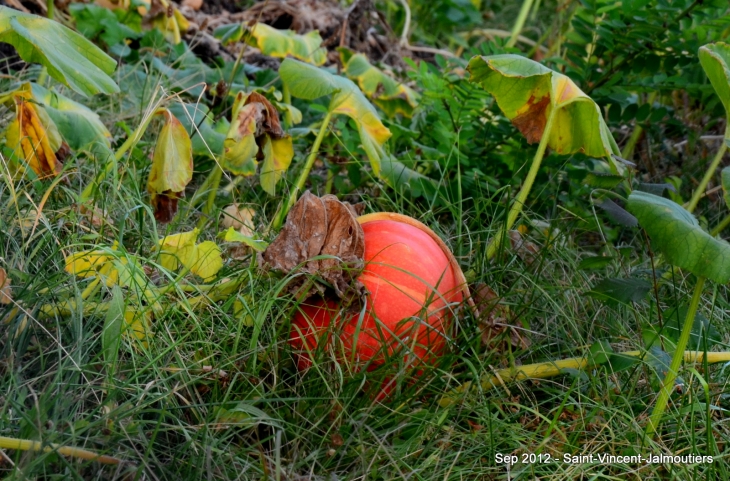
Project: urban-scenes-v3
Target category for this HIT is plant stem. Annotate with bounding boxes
[438,346,730,408]
[686,127,729,213]
[486,106,557,260]
[645,276,706,437]
[272,110,334,230]
[46,0,54,19]
[0,435,122,465]
[506,0,535,48]
[79,108,161,204]
[711,213,730,236]
[197,165,223,229]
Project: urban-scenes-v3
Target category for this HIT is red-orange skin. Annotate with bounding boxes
[289,219,463,373]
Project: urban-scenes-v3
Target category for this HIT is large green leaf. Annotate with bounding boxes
[467,54,618,157]
[279,58,391,175]
[0,6,119,96]
[627,191,730,283]
[699,42,730,144]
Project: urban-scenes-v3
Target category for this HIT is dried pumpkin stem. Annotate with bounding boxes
[646,276,706,437]
[486,105,557,260]
[439,345,730,408]
[0,435,123,465]
[272,110,334,230]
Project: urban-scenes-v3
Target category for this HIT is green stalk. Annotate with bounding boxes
[506,0,535,48]
[79,109,161,204]
[46,0,54,18]
[645,276,706,437]
[486,106,557,260]
[686,126,729,213]
[711,213,730,236]
[272,110,334,230]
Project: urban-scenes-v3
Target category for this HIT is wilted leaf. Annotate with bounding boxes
[65,243,141,287]
[159,229,223,280]
[472,282,529,350]
[223,227,268,252]
[340,49,420,117]
[0,6,119,96]
[193,241,223,281]
[30,83,111,150]
[260,136,294,195]
[627,191,730,283]
[144,0,189,45]
[5,94,63,178]
[467,55,618,157]
[699,43,730,139]
[124,308,153,348]
[215,22,326,66]
[261,191,366,304]
[222,96,262,176]
[598,198,638,227]
[147,109,193,223]
[279,58,391,175]
[0,267,12,305]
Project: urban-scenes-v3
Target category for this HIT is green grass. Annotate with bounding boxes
[2,7,730,481]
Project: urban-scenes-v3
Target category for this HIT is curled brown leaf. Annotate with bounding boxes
[260,191,366,306]
[0,268,13,305]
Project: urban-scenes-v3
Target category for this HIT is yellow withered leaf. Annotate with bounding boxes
[124,309,153,348]
[158,229,223,280]
[6,95,63,178]
[260,136,294,196]
[192,241,223,281]
[221,204,256,237]
[222,96,262,176]
[247,23,326,66]
[147,109,193,223]
[340,50,420,118]
[159,229,199,272]
[64,242,133,287]
[0,267,12,305]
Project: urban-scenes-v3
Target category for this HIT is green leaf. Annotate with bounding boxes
[467,54,618,157]
[212,23,243,44]
[699,43,730,122]
[663,305,721,351]
[627,191,730,283]
[279,58,391,175]
[0,6,119,96]
[30,83,111,150]
[222,227,268,252]
[588,340,614,365]
[221,99,260,176]
[577,256,615,271]
[102,285,125,375]
[167,102,225,157]
[587,277,652,306]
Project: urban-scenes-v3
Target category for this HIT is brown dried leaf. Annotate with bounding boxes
[79,203,112,228]
[0,268,13,305]
[260,191,365,305]
[182,0,202,10]
[245,92,285,139]
[151,191,181,223]
[511,95,550,144]
[236,102,266,138]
